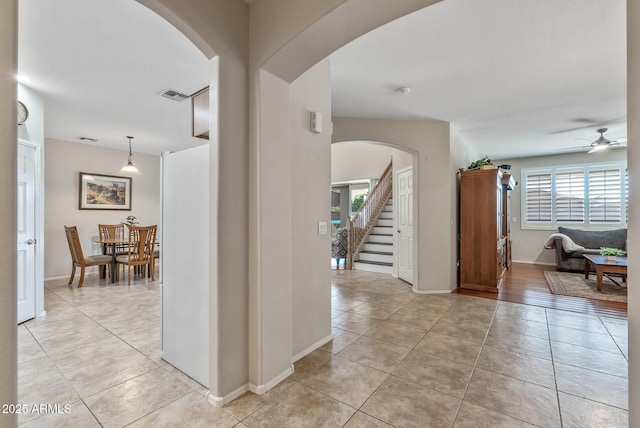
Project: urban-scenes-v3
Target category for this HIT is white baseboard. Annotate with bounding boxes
[249,365,294,395]
[207,383,249,408]
[512,260,555,266]
[292,334,333,362]
[412,287,455,295]
[44,274,69,281]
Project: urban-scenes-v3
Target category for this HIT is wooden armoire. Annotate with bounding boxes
[459,167,516,292]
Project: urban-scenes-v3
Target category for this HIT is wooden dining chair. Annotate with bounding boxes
[64,225,112,287]
[98,223,127,254]
[116,225,157,285]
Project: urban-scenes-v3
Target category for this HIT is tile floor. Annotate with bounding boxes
[17,269,628,427]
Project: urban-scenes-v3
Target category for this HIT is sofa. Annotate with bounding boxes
[549,226,627,272]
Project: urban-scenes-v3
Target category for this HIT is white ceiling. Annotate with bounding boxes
[18,0,211,155]
[330,0,627,159]
[18,0,626,159]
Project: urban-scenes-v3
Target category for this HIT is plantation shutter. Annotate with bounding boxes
[555,171,584,222]
[525,173,552,223]
[589,168,621,223]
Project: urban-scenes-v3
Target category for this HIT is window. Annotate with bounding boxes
[522,161,627,229]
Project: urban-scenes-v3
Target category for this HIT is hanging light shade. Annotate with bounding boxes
[119,136,142,175]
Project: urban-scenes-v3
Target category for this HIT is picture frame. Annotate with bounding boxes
[79,172,132,210]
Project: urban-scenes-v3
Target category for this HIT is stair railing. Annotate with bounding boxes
[346,160,393,269]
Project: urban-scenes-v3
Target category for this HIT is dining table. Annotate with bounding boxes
[97,237,129,283]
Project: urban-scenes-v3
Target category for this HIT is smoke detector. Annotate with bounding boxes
[395,87,411,95]
[159,88,189,102]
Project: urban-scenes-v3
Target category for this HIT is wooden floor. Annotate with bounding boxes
[455,262,628,319]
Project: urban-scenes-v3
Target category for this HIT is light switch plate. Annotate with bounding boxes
[318,221,328,235]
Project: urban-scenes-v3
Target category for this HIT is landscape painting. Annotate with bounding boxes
[79,172,132,210]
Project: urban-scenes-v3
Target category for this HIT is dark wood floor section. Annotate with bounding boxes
[455,263,627,319]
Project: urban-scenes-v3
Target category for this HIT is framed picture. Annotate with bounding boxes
[79,172,132,210]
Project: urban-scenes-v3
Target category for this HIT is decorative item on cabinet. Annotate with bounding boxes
[459,167,516,293]
[191,86,209,140]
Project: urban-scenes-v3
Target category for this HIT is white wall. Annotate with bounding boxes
[291,61,332,358]
[495,149,627,265]
[44,138,160,278]
[331,142,395,182]
[332,117,478,293]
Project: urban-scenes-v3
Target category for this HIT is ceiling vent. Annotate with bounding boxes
[78,136,98,143]
[160,88,189,102]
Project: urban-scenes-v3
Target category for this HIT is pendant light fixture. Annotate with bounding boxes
[118,136,142,175]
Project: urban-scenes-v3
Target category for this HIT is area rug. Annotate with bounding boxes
[544,271,627,303]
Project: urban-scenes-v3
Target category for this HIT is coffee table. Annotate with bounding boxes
[583,254,628,292]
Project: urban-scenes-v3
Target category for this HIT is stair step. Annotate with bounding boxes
[376,218,393,227]
[379,212,393,219]
[358,251,393,263]
[372,226,393,235]
[368,234,393,244]
[353,260,393,274]
[362,242,392,252]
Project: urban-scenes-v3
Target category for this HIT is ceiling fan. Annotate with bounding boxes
[555,128,627,154]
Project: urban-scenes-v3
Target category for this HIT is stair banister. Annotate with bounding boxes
[346,160,393,269]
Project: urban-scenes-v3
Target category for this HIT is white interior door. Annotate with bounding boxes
[397,167,414,284]
[161,145,210,387]
[17,143,36,323]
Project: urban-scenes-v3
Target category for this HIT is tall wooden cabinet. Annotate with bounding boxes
[459,168,516,292]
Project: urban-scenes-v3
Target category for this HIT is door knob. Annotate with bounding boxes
[26,239,35,245]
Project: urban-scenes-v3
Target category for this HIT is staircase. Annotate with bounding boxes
[353,197,394,274]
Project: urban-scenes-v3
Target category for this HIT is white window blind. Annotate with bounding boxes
[521,161,627,229]
[555,171,584,222]
[525,173,552,222]
[589,168,621,223]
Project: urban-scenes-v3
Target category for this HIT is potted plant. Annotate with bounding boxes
[122,215,139,228]
[465,156,496,171]
[600,247,624,260]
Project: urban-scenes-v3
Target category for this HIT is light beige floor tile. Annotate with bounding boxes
[344,411,393,427]
[484,330,552,360]
[128,391,239,427]
[476,345,556,388]
[365,293,414,307]
[548,324,620,353]
[136,341,164,365]
[292,349,334,381]
[438,309,494,327]
[243,383,355,428]
[414,332,482,366]
[349,302,402,320]
[84,367,192,428]
[162,364,207,392]
[400,299,452,315]
[558,392,628,428]
[599,317,627,337]
[19,401,99,428]
[36,325,114,355]
[465,368,560,428]
[364,321,426,348]
[494,301,547,323]
[385,307,441,330]
[65,348,159,397]
[17,333,47,364]
[453,401,537,427]
[320,327,361,354]
[551,340,627,377]
[48,335,133,374]
[332,295,365,311]
[429,320,489,344]
[554,362,628,409]
[300,355,388,408]
[545,310,609,334]
[392,350,473,398]
[451,296,498,312]
[18,355,60,386]
[338,336,411,373]
[222,378,295,420]
[489,317,549,340]
[361,376,460,428]
[117,323,161,348]
[17,374,81,424]
[332,312,382,335]
[26,316,99,341]
[332,307,346,319]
